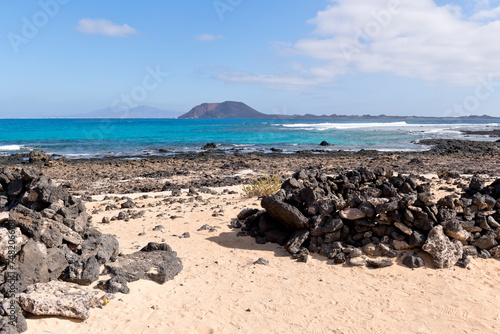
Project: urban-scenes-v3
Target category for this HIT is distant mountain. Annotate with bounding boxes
[178,101,267,119]
[179,102,500,120]
[70,105,182,119]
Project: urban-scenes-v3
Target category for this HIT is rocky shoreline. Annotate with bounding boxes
[462,128,500,137]
[0,138,499,332]
[0,138,499,197]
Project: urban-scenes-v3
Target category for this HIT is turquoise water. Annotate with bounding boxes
[0,118,499,158]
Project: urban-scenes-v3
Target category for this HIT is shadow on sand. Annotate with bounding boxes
[205,220,483,271]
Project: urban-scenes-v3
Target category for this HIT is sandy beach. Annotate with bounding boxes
[5,0,500,332]
[23,185,500,334]
[7,149,497,334]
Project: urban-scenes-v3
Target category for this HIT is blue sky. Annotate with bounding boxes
[1,0,500,117]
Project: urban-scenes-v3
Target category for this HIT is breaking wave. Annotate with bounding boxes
[0,144,24,151]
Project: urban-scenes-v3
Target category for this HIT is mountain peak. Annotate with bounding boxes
[178,101,266,119]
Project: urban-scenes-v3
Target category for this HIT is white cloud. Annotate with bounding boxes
[219,0,500,88]
[196,34,224,42]
[471,5,500,19]
[76,18,138,38]
[218,69,328,90]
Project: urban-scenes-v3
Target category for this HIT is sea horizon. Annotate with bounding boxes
[1,114,500,120]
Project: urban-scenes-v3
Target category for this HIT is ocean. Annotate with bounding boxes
[0,118,499,158]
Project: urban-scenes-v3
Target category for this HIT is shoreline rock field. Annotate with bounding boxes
[236,168,500,269]
[0,146,498,333]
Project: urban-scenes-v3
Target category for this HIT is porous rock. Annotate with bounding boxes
[8,206,43,240]
[348,256,367,266]
[46,247,69,281]
[64,255,100,285]
[443,219,470,242]
[418,192,438,206]
[0,227,26,263]
[28,151,51,164]
[0,272,27,298]
[103,242,182,284]
[16,239,49,285]
[366,258,393,268]
[422,226,463,268]
[392,239,413,250]
[32,177,69,205]
[81,233,119,264]
[339,208,366,220]
[285,229,310,254]
[18,281,101,320]
[97,276,130,294]
[0,299,28,333]
[40,224,63,248]
[489,245,500,258]
[52,221,83,246]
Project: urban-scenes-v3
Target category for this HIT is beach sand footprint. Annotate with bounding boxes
[439,306,470,319]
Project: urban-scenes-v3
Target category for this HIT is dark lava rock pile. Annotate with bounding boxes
[0,167,182,333]
[237,168,500,268]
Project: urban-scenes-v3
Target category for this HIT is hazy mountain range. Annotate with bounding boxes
[48,101,498,119]
[68,105,183,119]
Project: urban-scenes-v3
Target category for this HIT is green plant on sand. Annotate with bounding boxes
[242,171,283,198]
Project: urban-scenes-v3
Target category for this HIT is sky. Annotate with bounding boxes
[1,0,500,118]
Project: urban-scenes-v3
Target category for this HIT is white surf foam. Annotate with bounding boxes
[280,122,410,130]
[0,145,23,151]
[280,122,500,132]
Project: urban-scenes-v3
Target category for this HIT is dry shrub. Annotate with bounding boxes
[242,171,282,198]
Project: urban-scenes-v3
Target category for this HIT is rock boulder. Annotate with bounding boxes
[422,226,463,268]
[103,243,182,284]
[18,281,102,320]
[261,196,309,230]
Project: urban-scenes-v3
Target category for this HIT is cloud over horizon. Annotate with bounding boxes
[76,18,138,38]
[219,0,500,89]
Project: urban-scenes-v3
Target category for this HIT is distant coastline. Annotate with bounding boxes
[5,115,497,120]
[178,101,500,120]
[5,101,499,120]
[3,115,500,120]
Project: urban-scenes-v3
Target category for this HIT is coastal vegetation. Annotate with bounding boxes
[242,170,283,198]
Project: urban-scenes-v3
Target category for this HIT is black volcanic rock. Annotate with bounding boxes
[462,129,500,137]
[179,101,267,119]
[201,143,217,150]
[261,196,309,230]
[236,168,500,269]
[418,139,500,154]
